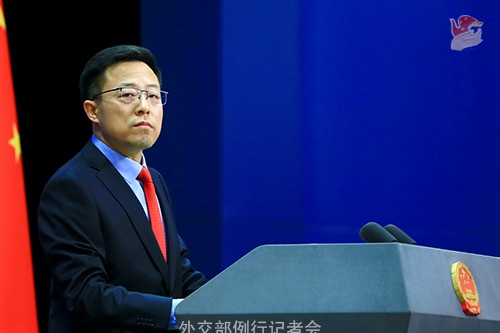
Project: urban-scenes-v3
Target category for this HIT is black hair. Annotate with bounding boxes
[79,45,162,103]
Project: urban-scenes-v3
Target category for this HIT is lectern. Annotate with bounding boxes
[175,243,500,332]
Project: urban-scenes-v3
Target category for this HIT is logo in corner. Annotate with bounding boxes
[451,261,481,316]
[449,15,483,51]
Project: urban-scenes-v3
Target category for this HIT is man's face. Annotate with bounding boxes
[86,61,164,162]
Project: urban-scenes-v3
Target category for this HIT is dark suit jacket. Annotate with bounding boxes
[38,140,207,333]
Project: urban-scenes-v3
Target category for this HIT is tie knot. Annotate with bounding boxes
[137,167,153,184]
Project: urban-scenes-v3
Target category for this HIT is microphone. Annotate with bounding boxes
[384,224,417,245]
[359,222,398,243]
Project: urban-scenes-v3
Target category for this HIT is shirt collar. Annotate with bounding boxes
[91,135,146,184]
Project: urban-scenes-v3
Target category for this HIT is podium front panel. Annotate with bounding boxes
[176,243,500,333]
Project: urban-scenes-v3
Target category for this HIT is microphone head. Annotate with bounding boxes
[384,224,417,245]
[359,222,398,243]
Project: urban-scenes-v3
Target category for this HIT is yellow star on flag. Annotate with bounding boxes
[0,5,5,30]
[8,123,21,162]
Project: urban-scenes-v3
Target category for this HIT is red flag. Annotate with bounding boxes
[0,1,39,331]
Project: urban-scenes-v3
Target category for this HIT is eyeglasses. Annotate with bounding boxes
[91,87,168,106]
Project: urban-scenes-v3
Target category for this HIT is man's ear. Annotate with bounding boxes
[83,100,99,123]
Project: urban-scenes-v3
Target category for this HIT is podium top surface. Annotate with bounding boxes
[176,243,500,332]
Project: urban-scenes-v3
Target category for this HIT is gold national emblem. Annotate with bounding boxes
[451,261,481,316]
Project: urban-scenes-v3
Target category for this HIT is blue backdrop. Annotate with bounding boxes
[142,1,500,279]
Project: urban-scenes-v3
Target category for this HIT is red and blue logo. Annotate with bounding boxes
[449,15,483,51]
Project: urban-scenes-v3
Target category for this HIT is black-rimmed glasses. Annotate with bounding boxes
[91,87,168,106]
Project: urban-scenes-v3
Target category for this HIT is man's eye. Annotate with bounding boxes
[121,92,136,98]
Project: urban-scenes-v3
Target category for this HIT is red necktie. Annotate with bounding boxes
[137,167,167,261]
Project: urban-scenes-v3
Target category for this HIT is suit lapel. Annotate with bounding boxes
[150,169,180,293]
[82,141,170,280]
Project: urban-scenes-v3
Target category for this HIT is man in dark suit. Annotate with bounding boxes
[37,45,208,333]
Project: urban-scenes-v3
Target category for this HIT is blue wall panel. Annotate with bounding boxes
[142,1,222,278]
[298,1,500,256]
[221,1,304,266]
[143,1,500,276]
